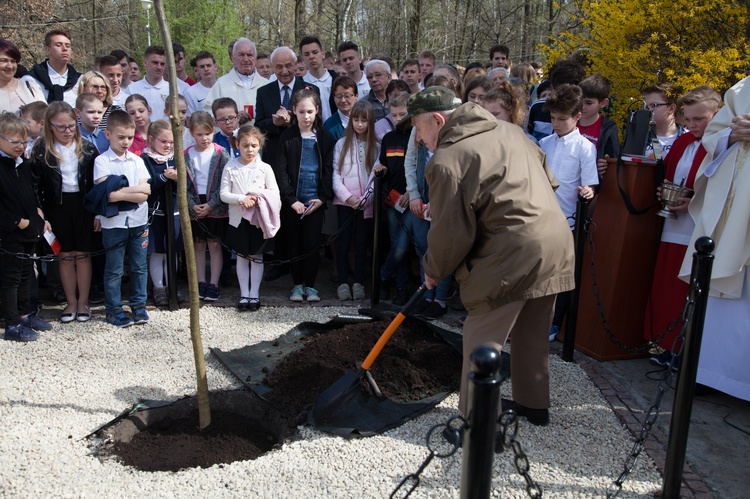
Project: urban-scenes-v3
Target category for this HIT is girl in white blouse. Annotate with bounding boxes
[220,125,280,311]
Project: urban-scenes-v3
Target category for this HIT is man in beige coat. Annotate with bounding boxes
[404,87,575,426]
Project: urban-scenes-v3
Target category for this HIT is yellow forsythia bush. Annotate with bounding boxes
[542,0,750,135]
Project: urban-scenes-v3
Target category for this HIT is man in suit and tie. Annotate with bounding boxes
[255,46,319,281]
[255,46,319,168]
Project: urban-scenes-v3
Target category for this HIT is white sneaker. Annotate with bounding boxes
[352,283,366,300]
[337,283,352,300]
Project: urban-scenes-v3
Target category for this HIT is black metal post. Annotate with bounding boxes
[460,344,501,499]
[662,236,714,498]
[563,196,589,362]
[164,182,178,311]
[371,172,384,307]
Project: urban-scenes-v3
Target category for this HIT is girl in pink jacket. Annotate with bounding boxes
[332,101,379,301]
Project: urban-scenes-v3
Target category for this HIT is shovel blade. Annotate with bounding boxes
[312,369,365,423]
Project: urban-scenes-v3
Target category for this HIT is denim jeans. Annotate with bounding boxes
[380,207,412,289]
[102,225,149,315]
[410,214,451,301]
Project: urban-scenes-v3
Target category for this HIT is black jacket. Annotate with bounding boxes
[255,78,320,169]
[597,116,620,160]
[0,155,45,243]
[32,139,98,212]
[274,124,334,207]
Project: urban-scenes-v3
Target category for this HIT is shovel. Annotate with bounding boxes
[312,283,428,422]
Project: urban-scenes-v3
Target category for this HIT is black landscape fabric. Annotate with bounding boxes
[212,312,511,438]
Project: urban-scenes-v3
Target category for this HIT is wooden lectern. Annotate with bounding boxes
[573,159,663,360]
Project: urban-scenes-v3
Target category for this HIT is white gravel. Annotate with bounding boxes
[0,306,662,497]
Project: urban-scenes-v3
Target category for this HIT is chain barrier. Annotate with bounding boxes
[390,412,541,498]
[0,207,160,263]
[191,186,376,266]
[606,279,701,498]
[584,219,681,353]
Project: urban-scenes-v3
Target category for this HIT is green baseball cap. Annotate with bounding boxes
[397,86,460,128]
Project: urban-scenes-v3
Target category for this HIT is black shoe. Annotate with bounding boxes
[264,264,288,282]
[247,297,261,312]
[237,297,250,311]
[409,298,429,315]
[501,399,549,426]
[419,301,447,320]
[392,288,410,306]
[51,290,67,304]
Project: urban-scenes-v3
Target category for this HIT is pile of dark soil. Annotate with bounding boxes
[113,410,278,472]
[263,318,461,422]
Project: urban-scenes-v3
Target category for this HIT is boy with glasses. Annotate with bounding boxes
[0,113,53,341]
[211,97,241,158]
[642,83,684,159]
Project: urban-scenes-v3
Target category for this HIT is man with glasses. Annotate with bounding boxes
[203,37,269,125]
[22,29,81,106]
[362,60,392,121]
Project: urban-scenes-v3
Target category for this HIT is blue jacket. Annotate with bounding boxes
[83,175,138,217]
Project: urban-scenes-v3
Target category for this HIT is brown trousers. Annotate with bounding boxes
[458,294,556,416]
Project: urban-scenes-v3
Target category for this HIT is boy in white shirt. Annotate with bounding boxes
[94,110,152,327]
[539,83,598,341]
[539,83,598,226]
[127,45,189,122]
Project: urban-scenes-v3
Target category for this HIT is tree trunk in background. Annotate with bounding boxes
[154,0,212,431]
[521,0,530,61]
[409,0,422,56]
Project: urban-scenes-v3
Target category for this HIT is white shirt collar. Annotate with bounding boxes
[304,71,330,84]
[47,61,68,85]
[277,78,296,91]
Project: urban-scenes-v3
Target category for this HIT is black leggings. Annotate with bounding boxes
[0,242,36,327]
[283,206,325,288]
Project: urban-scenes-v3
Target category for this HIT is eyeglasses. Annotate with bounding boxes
[49,123,77,132]
[366,72,387,80]
[0,135,29,146]
[643,102,670,111]
[0,58,18,65]
[216,115,238,124]
[334,93,356,100]
[155,137,174,147]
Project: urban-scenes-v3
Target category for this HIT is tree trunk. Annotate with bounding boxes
[409,0,422,56]
[153,0,211,431]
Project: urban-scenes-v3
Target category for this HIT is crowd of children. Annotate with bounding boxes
[0,32,735,362]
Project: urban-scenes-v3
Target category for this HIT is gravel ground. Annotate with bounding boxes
[0,306,662,497]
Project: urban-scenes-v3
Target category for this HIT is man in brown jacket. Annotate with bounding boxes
[403,87,575,427]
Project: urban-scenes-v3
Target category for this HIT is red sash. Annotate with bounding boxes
[664,133,706,189]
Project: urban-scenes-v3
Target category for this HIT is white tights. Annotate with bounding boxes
[236,254,263,298]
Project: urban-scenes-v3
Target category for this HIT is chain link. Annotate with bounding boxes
[0,207,160,263]
[191,186,376,265]
[390,416,464,499]
[499,411,543,498]
[585,220,682,353]
[606,279,701,497]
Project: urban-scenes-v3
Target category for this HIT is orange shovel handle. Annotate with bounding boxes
[360,283,428,371]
